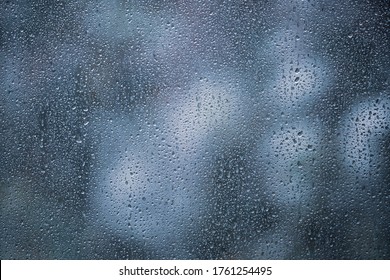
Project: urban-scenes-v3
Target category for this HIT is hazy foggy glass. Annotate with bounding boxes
[0,0,389,259]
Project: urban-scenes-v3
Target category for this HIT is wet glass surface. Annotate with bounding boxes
[0,0,389,259]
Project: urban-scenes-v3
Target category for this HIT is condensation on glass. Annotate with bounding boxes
[0,0,389,259]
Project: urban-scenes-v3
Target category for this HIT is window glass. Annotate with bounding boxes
[0,0,389,259]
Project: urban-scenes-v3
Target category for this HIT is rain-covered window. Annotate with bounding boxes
[1,0,389,259]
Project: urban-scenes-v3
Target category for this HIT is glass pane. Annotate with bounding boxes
[1,0,389,259]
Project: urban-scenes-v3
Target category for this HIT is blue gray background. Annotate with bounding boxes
[0,0,389,259]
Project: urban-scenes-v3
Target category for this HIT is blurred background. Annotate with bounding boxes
[0,0,389,259]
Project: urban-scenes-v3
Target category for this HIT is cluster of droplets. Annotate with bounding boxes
[0,0,388,259]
